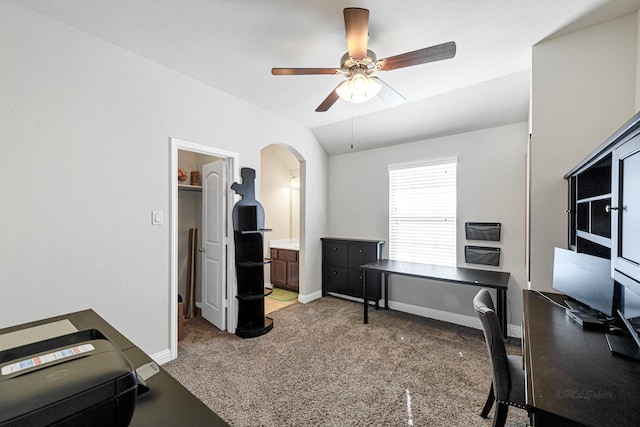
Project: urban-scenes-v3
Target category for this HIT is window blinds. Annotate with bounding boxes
[388,160,457,266]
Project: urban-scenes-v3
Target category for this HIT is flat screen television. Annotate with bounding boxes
[552,247,615,316]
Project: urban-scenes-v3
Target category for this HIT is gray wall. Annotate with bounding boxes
[328,123,528,334]
[530,13,638,291]
[0,2,328,360]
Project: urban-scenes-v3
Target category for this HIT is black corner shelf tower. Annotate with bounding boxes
[231,167,273,338]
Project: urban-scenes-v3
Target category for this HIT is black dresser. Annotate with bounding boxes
[321,238,384,307]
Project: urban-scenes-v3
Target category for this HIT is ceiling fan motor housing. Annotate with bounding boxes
[340,50,377,74]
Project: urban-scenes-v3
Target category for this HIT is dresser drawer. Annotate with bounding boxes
[348,269,365,296]
[323,267,348,293]
[323,242,348,267]
[348,268,381,299]
[348,244,379,267]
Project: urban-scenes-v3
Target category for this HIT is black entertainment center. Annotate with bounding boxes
[523,111,640,426]
[561,110,640,358]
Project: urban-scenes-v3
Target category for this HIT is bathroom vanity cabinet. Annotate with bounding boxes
[270,248,299,292]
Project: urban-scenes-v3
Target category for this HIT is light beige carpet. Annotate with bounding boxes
[164,296,529,426]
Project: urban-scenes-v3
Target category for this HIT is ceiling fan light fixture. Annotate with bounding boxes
[336,73,382,104]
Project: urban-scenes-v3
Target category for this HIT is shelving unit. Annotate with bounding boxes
[231,168,273,338]
[568,153,612,259]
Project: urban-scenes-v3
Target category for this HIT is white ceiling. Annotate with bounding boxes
[15,0,640,155]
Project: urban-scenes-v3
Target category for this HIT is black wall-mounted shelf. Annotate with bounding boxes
[465,222,501,242]
[464,245,500,266]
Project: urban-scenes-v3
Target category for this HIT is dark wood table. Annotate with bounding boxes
[0,310,229,426]
[523,290,640,426]
[360,259,511,337]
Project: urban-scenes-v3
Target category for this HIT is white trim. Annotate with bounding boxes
[388,157,458,171]
[170,138,239,362]
[325,294,522,339]
[388,300,522,339]
[326,292,371,304]
[298,290,322,304]
[151,348,173,366]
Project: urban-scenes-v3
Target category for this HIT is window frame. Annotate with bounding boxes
[388,158,458,267]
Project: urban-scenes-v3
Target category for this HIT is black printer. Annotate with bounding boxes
[0,329,138,426]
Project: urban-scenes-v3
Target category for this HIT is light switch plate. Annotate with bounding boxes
[152,210,163,225]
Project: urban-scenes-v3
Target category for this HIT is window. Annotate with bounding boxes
[389,159,457,266]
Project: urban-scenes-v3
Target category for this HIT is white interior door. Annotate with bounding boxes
[201,159,227,330]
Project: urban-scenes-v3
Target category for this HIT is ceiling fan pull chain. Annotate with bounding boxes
[350,105,354,150]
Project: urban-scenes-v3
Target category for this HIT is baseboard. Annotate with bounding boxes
[152,348,173,365]
[325,293,522,338]
[298,290,322,304]
[389,300,522,339]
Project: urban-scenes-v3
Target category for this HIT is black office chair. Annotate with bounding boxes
[473,288,527,427]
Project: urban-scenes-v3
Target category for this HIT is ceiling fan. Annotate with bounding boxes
[272,7,456,112]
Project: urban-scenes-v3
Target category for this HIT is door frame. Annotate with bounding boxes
[170,138,239,360]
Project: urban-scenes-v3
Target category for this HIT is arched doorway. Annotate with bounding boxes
[260,144,304,311]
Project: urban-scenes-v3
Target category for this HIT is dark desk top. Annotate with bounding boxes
[0,310,229,427]
[359,259,510,289]
[523,290,640,426]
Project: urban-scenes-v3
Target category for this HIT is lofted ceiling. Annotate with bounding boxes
[15,0,640,155]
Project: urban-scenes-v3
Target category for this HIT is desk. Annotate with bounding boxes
[0,310,229,426]
[523,290,640,426]
[360,259,510,337]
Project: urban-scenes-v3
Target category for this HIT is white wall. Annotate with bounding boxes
[328,123,528,332]
[0,2,328,359]
[530,14,637,291]
[261,145,299,244]
[637,10,640,109]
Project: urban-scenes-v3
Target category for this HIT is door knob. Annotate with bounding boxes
[199,247,206,252]
[605,205,619,213]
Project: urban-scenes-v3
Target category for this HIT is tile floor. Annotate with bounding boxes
[264,288,298,314]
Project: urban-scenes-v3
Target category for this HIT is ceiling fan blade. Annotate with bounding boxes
[377,41,456,71]
[315,84,342,112]
[371,77,405,106]
[344,7,369,60]
[272,68,341,76]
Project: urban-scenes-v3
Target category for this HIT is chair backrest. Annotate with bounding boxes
[474,288,511,402]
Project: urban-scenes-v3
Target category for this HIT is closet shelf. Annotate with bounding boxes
[178,184,202,192]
